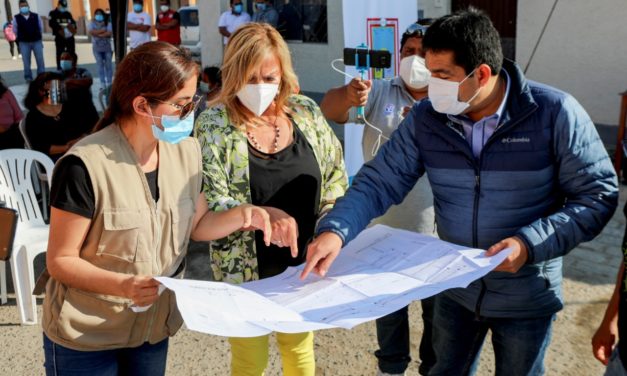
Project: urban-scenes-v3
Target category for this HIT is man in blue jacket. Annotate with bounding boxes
[302,8,618,375]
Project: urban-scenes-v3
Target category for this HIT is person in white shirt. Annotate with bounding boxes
[126,0,151,50]
[218,0,250,45]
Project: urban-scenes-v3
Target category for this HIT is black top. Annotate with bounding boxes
[48,8,76,40]
[24,107,92,161]
[249,122,321,279]
[50,155,159,218]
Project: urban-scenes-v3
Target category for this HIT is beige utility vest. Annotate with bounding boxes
[42,124,202,351]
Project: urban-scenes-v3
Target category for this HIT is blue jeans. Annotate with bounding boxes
[43,334,169,376]
[19,40,45,81]
[429,294,554,376]
[375,297,436,375]
[93,50,113,86]
[606,347,627,376]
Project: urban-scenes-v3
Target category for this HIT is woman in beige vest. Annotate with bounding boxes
[41,42,272,376]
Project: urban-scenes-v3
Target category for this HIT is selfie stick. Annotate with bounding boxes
[355,43,370,120]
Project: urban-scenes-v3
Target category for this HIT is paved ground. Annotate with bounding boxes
[0,40,625,375]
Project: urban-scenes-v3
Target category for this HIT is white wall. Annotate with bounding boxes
[417,0,450,19]
[517,0,627,125]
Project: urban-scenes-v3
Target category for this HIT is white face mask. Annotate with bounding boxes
[160,5,169,12]
[428,69,481,115]
[399,55,430,90]
[237,83,279,116]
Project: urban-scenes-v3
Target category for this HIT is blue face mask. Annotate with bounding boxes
[19,6,29,14]
[233,4,243,14]
[256,3,266,11]
[149,111,194,144]
[94,14,104,22]
[60,60,73,71]
[133,4,143,12]
[58,6,66,12]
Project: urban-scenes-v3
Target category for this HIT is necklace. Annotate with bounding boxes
[247,116,280,153]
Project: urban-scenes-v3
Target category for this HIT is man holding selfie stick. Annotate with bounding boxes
[321,19,435,376]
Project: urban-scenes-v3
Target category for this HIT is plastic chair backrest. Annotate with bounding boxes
[17,119,31,150]
[0,149,54,230]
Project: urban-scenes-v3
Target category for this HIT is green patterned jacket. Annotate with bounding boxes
[195,94,348,284]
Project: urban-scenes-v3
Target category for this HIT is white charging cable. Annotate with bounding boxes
[330,59,390,157]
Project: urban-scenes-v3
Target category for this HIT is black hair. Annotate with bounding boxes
[203,66,221,86]
[61,51,78,63]
[18,0,28,5]
[422,7,502,75]
[24,72,63,111]
[133,0,143,4]
[400,18,434,51]
[94,8,108,26]
[0,75,7,98]
[159,0,171,4]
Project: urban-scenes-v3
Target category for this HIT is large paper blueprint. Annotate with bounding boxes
[157,225,511,337]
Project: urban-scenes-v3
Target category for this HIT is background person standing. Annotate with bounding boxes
[155,0,181,46]
[218,0,250,45]
[127,0,151,50]
[252,0,279,27]
[88,8,113,88]
[2,22,19,60]
[49,0,76,71]
[12,0,44,82]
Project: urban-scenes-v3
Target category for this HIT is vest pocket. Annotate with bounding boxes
[170,198,196,256]
[56,288,135,348]
[98,209,149,262]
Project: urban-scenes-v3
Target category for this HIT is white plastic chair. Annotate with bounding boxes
[18,119,50,222]
[0,149,53,325]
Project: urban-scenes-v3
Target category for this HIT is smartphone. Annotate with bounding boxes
[343,48,392,69]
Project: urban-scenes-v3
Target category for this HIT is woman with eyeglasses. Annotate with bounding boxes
[41,41,272,376]
[195,23,347,375]
[320,19,437,376]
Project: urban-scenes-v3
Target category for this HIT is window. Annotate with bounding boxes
[272,0,328,43]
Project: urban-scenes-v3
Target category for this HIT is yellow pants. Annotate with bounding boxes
[229,332,315,376]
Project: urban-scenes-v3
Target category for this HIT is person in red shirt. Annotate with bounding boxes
[155,0,180,46]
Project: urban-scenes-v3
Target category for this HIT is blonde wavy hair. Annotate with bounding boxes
[215,22,299,129]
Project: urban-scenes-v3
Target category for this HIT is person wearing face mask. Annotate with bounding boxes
[58,51,99,134]
[218,0,251,45]
[195,66,221,119]
[23,72,88,161]
[127,0,152,50]
[40,41,273,376]
[155,0,181,46]
[195,23,347,376]
[321,20,436,376]
[88,8,113,88]
[49,0,76,71]
[303,8,618,376]
[252,0,279,27]
[12,0,45,82]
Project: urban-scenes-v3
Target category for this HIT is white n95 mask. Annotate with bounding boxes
[428,69,482,115]
[399,55,430,90]
[237,84,279,116]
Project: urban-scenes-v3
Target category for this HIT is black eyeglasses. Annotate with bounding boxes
[152,95,202,120]
[403,23,428,38]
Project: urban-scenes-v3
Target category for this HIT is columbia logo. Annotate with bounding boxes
[502,137,530,143]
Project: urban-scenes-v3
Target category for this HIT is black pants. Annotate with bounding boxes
[54,36,75,70]
[8,40,19,57]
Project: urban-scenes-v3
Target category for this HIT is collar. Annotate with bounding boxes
[447,68,511,126]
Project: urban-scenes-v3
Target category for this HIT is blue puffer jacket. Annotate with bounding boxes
[318,60,618,318]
